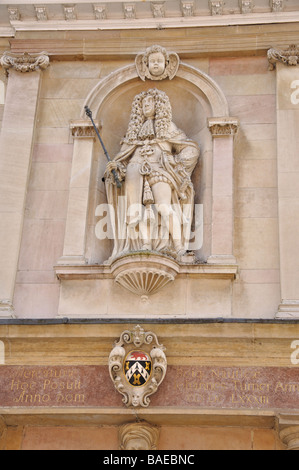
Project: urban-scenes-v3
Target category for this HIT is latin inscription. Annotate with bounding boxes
[151,366,299,410]
[0,365,298,409]
[9,367,84,405]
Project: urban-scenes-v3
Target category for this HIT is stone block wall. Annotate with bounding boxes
[11,54,280,319]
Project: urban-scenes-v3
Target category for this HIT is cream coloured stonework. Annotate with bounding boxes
[0,55,49,317]
[274,61,299,318]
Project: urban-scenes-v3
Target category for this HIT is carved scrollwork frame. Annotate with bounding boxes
[109,325,167,407]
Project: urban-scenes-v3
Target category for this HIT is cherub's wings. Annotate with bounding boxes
[167,52,180,80]
[135,53,147,81]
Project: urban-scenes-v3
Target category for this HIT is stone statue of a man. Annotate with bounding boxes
[104,88,200,262]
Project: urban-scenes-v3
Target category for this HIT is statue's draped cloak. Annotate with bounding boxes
[105,124,200,260]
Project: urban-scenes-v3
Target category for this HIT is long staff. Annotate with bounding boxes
[84,105,122,188]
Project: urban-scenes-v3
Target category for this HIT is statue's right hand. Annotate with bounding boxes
[106,161,119,174]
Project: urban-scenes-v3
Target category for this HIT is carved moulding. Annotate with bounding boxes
[268,45,299,70]
[109,325,167,408]
[0,51,49,73]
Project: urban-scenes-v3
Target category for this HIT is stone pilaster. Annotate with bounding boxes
[57,120,99,266]
[0,52,49,318]
[268,46,299,318]
[208,117,239,265]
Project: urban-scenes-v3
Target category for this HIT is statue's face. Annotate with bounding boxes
[142,95,155,118]
[148,52,166,77]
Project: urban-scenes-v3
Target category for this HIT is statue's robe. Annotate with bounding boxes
[104,123,200,261]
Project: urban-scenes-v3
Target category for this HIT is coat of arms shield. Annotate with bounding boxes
[124,350,152,387]
[109,325,167,407]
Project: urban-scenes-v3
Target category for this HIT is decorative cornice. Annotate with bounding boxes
[151,2,166,18]
[268,44,299,70]
[0,51,49,73]
[181,1,194,17]
[35,6,48,22]
[240,0,254,14]
[2,1,298,31]
[209,0,224,16]
[270,0,284,12]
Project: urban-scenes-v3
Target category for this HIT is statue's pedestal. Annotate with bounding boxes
[110,252,180,302]
[55,255,238,319]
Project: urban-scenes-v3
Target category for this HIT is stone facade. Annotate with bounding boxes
[0,0,299,451]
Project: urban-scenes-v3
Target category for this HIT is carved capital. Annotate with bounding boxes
[208,117,239,137]
[0,299,15,318]
[268,45,299,70]
[280,426,299,450]
[70,119,100,139]
[278,415,299,450]
[0,51,49,74]
[119,422,160,450]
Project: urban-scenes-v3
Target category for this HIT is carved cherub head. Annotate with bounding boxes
[119,422,160,450]
[135,45,180,81]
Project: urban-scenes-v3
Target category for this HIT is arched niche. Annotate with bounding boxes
[59,62,238,267]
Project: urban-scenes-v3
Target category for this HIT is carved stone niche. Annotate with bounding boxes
[109,325,167,408]
[55,45,239,319]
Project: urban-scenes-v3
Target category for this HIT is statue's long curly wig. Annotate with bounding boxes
[123,88,172,143]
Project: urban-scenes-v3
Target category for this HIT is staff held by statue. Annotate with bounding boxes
[84,105,122,189]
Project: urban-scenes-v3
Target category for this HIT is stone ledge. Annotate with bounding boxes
[0,407,277,428]
[8,23,299,59]
[54,262,238,281]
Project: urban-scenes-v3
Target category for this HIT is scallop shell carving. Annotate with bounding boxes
[115,268,175,299]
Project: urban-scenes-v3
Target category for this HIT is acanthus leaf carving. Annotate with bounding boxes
[268,45,299,70]
[0,51,50,74]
